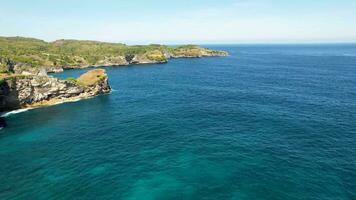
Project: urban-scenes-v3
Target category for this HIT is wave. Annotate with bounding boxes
[1,108,33,117]
[0,95,108,118]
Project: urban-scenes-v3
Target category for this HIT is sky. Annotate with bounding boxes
[1,0,356,44]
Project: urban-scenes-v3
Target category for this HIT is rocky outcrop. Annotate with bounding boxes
[94,56,129,67]
[45,66,64,73]
[130,55,167,64]
[91,53,167,66]
[170,47,229,58]
[1,58,63,75]
[0,69,110,112]
[61,52,168,70]
[13,65,48,76]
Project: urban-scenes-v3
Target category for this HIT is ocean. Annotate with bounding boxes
[0,44,355,199]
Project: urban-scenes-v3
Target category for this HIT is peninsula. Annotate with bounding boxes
[0,36,228,113]
[0,37,228,74]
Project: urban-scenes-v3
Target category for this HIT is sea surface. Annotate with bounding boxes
[0,44,355,200]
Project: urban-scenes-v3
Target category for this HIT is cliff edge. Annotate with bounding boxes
[0,69,110,112]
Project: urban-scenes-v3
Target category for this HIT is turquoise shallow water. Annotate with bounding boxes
[0,45,355,200]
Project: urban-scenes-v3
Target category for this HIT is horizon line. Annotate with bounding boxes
[1,35,356,46]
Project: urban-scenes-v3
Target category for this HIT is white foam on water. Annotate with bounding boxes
[0,94,107,118]
[1,108,33,117]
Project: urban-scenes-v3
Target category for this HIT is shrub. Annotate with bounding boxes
[66,77,78,83]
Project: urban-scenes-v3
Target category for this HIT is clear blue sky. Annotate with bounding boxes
[1,0,356,44]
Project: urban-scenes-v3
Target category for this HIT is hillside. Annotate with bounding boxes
[0,37,228,75]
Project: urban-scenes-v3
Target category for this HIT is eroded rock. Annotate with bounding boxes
[0,69,111,112]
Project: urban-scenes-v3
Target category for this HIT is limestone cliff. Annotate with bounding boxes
[0,69,110,112]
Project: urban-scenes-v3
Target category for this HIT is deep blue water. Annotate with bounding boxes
[0,44,355,200]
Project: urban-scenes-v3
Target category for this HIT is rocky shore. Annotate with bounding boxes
[0,69,110,112]
[0,37,228,116]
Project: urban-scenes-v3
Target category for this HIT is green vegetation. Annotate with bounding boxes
[0,37,163,68]
[76,69,107,86]
[145,50,166,62]
[0,74,29,84]
[66,77,78,84]
[0,36,227,72]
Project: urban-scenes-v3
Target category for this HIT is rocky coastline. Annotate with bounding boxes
[3,47,228,75]
[0,69,111,113]
[0,37,228,119]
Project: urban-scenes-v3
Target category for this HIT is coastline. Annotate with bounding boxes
[47,53,228,73]
[0,69,111,115]
[0,38,229,119]
[0,52,228,116]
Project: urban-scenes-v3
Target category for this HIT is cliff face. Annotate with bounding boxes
[0,69,110,112]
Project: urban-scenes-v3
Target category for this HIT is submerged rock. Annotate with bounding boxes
[0,69,111,112]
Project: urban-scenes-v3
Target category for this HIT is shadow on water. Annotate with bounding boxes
[0,81,21,113]
[0,117,6,128]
